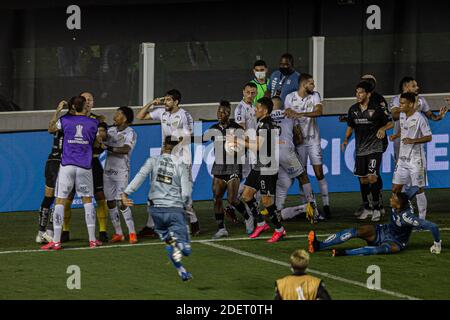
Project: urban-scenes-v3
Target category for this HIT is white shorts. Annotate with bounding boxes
[279,146,305,178]
[393,159,426,188]
[296,143,323,166]
[55,165,93,199]
[104,171,129,201]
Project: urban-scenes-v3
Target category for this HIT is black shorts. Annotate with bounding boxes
[214,173,241,184]
[354,153,382,177]
[92,157,104,193]
[244,169,277,196]
[45,159,61,189]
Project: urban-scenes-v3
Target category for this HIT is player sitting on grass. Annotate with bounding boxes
[121,136,193,281]
[308,186,442,256]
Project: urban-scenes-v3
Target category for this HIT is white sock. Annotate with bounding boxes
[84,203,96,242]
[302,183,314,203]
[146,209,155,228]
[185,205,198,223]
[109,206,123,235]
[416,193,427,219]
[318,178,329,206]
[121,207,136,234]
[281,205,307,220]
[53,204,64,243]
[276,227,284,233]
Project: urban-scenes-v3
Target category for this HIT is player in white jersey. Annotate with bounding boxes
[234,82,258,179]
[270,96,319,223]
[391,93,432,219]
[284,74,330,219]
[390,77,447,160]
[102,107,138,244]
[136,89,200,236]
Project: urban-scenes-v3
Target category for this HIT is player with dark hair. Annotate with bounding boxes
[390,77,447,160]
[101,106,138,244]
[61,92,110,243]
[268,53,300,104]
[308,186,442,256]
[391,92,433,220]
[42,95,102,250]
[284,73,330,219]
[137,89,200,237]
[203,101,254,237]
[342,82,391,222]
[250,60,270,105]
[270,95,319,223]
[239,97,286,243]
[35,99,76,244]
[121,136,194,281]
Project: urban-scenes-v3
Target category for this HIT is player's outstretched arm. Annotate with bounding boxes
[123,158,154,196]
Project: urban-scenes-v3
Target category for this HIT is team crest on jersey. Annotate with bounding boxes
[367,110,375,118]
[75,124,83,138]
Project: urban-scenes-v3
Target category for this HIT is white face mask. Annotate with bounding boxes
[254,71,266,80]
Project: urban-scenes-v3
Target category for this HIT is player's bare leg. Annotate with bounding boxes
[212,177,229,239]
[358,177,372,220]
[227,177,255,234]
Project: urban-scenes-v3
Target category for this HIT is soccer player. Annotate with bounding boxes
[121,136,193,281]
[275,249,331,300]
[308,187,442,256]
[41,95,102,250]
[270,96,319,223]
[61,91,109,243]
[390,77,447,160]
[203,101,254,238]
[136,89,200,236]
[240,97,286,243]
[101,107,138,244]
[284,74,330,218]
[391,92,432,219]
[354,75,392,217]
[268,53,300,104]
[342,82,391,222]
[250,60,270,105]
[35,100,76,244]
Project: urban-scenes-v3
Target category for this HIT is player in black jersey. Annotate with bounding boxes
[203,101,255,238]
[342,82,391,222]
[62,92,110,243]
[240,97,286,243]
[35,99,76,244]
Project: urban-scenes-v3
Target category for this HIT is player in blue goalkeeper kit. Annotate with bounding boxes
[308,186,442,256]
[121,136,193,281]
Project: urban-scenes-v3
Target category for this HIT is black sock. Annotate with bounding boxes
[215,213,225,229]
[360,183,370,209]
[233,200,250,220]
[266,204,282,229]
[376,176,384,206]
[245,198,264,223]
[370,182,381,210]
[38,197,54,232]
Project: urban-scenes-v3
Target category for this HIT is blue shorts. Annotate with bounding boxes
[150,206,190,244]
[369,224,405,250]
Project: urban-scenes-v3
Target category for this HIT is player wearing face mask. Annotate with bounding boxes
[250,60,270,106]
[268,53,300,106]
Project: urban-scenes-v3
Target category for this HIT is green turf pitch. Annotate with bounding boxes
[0,190,449,300]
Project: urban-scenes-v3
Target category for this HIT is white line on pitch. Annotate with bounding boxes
[1,228,448,256]
[202,241,421,300]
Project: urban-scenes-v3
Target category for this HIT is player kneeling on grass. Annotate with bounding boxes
[308,186,442,256]
[121,136,193,281]
[275,249,331,300]
[101,107,138,244]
